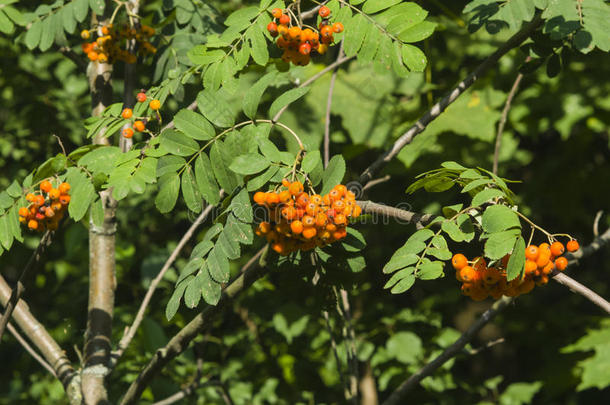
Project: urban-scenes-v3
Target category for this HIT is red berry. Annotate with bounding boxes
[136,92,147,102]
[299,42,311,55]
[319,6,331,18]
[267,22,278,37]
[279,14,290,25]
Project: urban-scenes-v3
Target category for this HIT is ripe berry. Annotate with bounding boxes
[98,53,108,63]
[459,266,476,282]
[451,254,468,270]
[279,14,290,25]
[253,191,266,205]
[299,43,311,55]
[122,127,134,138]
[88,51,99,61]
[550,241,565,257]
[26,193,35,202]
[81,29,90,39]
[320,25,333,39]
[266,192,280,205]
[34,195,45,206]
[18,207,29,217]
[28,219,38,230]
[525,245,539,261]
[288,181,304,196]
[136,92,147,102]
[40,180,53,193]
[536,251,551,268]
[48,188,60,200]
[58,182,70,194]
[59,195,71,205]
[288,26,301,40]
[302,227,317,239]
[267,22,279,37]
[555,256,568,271]
[149,99,161,110]
[101,25,110,35]
[282,179,290,187]
[334,213,347,225]
[290,220,304,234]
[133,120,146,132]
[524,260,537,275]
[566,239,579,252]
[122,108,133,119]
[271,8,283,19]
[319,5,331,18]
[332,22,344,33]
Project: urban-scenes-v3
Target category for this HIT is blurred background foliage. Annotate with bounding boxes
[0,0,609,403]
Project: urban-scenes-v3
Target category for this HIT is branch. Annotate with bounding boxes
[6,321,56,376]
[381,297,513,405]
[0,275,81,403]
[120,259,270,405]
[356,200,437,227]
[0,230,52,341]
[59,46,88,70]
[493,65,527,175]
[111,202,217,367]
[359,14,543,185]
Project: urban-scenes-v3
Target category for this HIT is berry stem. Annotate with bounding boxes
[515,211,552,238]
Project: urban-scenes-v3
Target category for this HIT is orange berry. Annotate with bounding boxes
[266,192,280,205]
[271,8,283,19]
[461,283,474,296]
[288,181,303,196]
[332,199,345,212]
[40,180,53,193]
[34,195,45,206]
[149,99,161,110]
[48,188,60,200]
[451,254,468,270]
[122,108,133,119]
[302,215,315,227]
[295,193,309,208]
[97,53,108,63]
[44,207,55,218]
[550,241,565,257]
[26,193,35,202]
[272,242,286,254]
[278,14,290,25]
[101,25,110,35]
[459,266,476,283]
[305,202,318,216]
[58,182,70,194]
[482,267,501,284]
[258,221,271,234]
[299,42,311,55]
[555,256,568,271]
[88,51,99,61]
[525,245,539,261]
[518,279,535,295]
[253,191,266,205]
[536,251,551,268]
[288,26,301,40]
[472,256,487,272]
[542,261,555,275]
[281,206,296,221]
[81,29,90,39]
[334,213,347,225]
[317,43,329,54]
[332,22,344,33]
[320,25,333,39]
[351,205,362,218]
[278,190,292,204]
[267,22,278,37]
[332,228,347,240]
[315,212,328,227]
[51,202,62,212]
[290,220,304,235]
[122,127,134,138]
[318,5,331,18]
[524,260,538,275]
[27,219,38,230]
[18,207,29,217]
[281,179,290,187]
[329,189,341,201]
[134,120,146,132]
[566,239,579,252]
[136,92,147,102]
[326,223,337,232]
[302,227,317,239]
[59,195,71,205]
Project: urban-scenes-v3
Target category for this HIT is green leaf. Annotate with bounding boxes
[417,260,444,280]
[166,278,190,321]
[472,187,505,207]
[343,14,367,56]
[200,265,222,305]
[181,167,203,213]
[481,205,521,234]
[363,0,402,14]
[484,229,520,260]
[257,136,282,162]
[197,88,236,128]
[157,155,186,178]
[24,21,43,50]
[442,203,463,218]
[65,169,95,222]
[173,110,215,141]
[506,236,526,281]
[247,165,279,191]
[217,228,241,259]
[207,246,230,283]
[187,45,225,65]
[155,173,181,213]
[384,251,418,274]
[269,87,310,119]
[301,150,321,173]
[230,188,253,223]
[184,275,202,308]
[229,153,270,175]
[160,129,200,157]
[386,331,423,363]
[73,0,88,22]
[243,72,276,119]
[391,272,416,294]
[384,267,415,289]
[499,381,542,405]
[210,141,238,192]
[194,153,221,205]
[398,21,436,43]
[342,228,366,252]
[247,26,269,65]
[0,9,15,34]
[358,23,381,63]
[321,155,346,195]
[39,14,56,52]
[89,0,105,15]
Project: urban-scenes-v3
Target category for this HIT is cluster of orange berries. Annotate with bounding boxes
[120,91,161,138]
[81,23,156,64]
[18,180,71,232]
[252,180,361,255]
[267,6,344,66]
[451,239,580,301]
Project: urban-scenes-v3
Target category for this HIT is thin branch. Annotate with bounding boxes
[0,275,80,402]
[359,14,542,186]
[356,200,437,227]
[0,231,52,341]
[381,297,513,405]
[361,175,391,192]
[6,321,56,376]
[152,378,212,405]
[59,46,88,70]
[493,68,526,175]
[593,211,603,237]
[120,258,270,405]
[552,272,610,314]
[111,202,217,368]
[465,337,505,355]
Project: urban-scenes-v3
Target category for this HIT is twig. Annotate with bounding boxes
[53,135,68,155]
[111,202,217,367]
[551,272,610,314]
[356,200,437,227]
[0,231,52,341]
[381,297,513,405]
[0,275,80,401]
[465,337,505,355]
[59,46,87,70]
[359,14,543,186]
[6,321,56,376]
[361,175,391,192]
[120,256,270,404]
[493,65,527,175]
[593,211,603,237]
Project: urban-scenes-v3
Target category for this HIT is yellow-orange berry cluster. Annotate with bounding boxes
[253,180,361,255]
[267,6,344,66]
[451,239,579,301]
[81,23,156,64]
[18,180,71,232]
[120,91,161,138]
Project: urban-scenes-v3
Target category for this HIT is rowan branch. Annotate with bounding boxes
[356,200,436,227]
[111,202,217,368]
[120,257,270,405]
[359,14,543,185]
[0,275,81,403]
[381,297,513,405]
[6,320,56,376]
[0,230,52,341]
